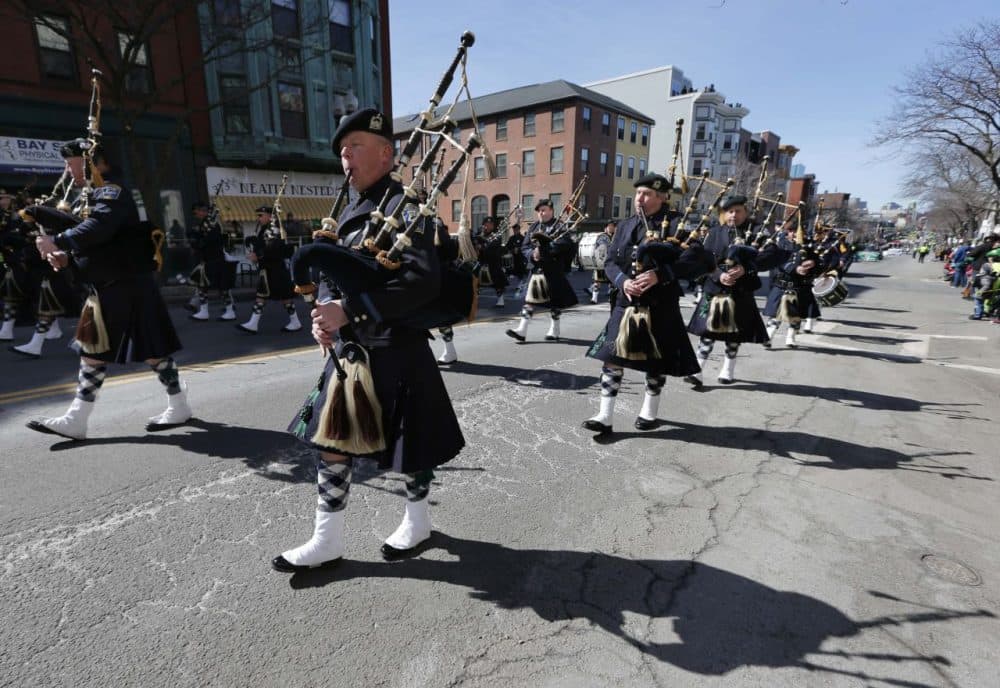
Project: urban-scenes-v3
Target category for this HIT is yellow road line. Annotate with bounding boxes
[0,311,518,405]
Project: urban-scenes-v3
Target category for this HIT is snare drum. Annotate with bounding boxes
[577,232,611,271]
[812,274,849,307]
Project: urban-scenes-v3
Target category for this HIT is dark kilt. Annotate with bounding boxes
[587,286,700,376]
[484,254,509,292]
[288,337,465,472]
[88,273,182,363]
[763,283,821,320]
[525,264,578,309]
[191,259,237,291]
[688,291,770,343]
[256,263,294,301]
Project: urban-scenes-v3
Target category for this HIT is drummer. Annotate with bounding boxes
[587,221,616,304]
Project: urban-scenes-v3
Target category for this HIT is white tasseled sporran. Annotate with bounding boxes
[614,306,662,360]
[311,355,386,455]
[706,294,739,334]
[75,293,111,355]
[525,273,550,304]
[777,291,801,325]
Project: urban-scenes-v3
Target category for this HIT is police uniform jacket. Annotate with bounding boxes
[587,206,712,375]
[288,173,464,472]
[687,246,769,343]
[43,177,180,362]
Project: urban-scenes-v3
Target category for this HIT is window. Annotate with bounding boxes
[272,0,299,39]
[524,112,536,137]
[471,196,488,230]
[494,197,510,219]
[639,158,647,177]
[521,194,534,213]
[580,147,589,173]
[582,106,591,130]
[551,108,564,132]
[328,0,352,53]
[695,123,706,141]
[220,75,251,134]
[617,116,625,140]
[452,200,462,222]
[453,128,461,144]
[495,153,507,178]
[630,121,637,143]
[641,125,649,146]
[278,81,306,138]
[578,193,587,214]
[474,156,486,180]
[116,32,152,94]
[615,154,623,177]
[692,159,703,175]
[696,105,711,119]
[601,112,610,135]
[550,146,564,174]
[597,194,607,219]
[496,117,507,141]
[276,42,302,75]
[34,16,75,81]
[599,151,608,176]
[612,195,621,218]
[522,150,535,176]
[549,193,562,211]
[627,157,635,180]
[723,134,733,150]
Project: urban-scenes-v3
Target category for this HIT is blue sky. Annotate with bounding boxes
[388,0,996,210]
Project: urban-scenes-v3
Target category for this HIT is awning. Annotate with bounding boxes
[215,195,334,223]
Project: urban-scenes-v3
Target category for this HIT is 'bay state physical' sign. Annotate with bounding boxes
[0,136,65,175]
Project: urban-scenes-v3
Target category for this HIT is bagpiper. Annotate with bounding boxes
[187,201,238,322]
[237,205,301,334]
[505,198,578,343]
[583,174,713,435]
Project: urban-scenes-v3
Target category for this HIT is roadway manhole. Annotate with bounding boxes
[920,554,982,586]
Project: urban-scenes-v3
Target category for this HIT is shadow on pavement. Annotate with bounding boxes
[811,332,923,346]
[723,380,988,420]
[441,360,599,391]
[286,534,991,685]
[837,305,910,314]
[592,419,988,481]
[822,319,918,331]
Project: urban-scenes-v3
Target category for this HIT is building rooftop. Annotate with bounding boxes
[393,79,654,134]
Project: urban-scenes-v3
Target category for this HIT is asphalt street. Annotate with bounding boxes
[1,258,998,687]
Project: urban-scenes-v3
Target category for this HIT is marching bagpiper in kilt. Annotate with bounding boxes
[685,195,770,386]
[271,108,465,574]
[505,198,578,343]
[187,201,238,322]
[583,174,714,436]
[24,139,192,441]
[236,206,301,333]
[758,227,834,348]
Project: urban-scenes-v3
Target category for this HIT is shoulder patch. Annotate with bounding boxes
[91,184,122,201]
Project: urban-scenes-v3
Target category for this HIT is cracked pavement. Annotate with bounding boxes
[1,259,998,687]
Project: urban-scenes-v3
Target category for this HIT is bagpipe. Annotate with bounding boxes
[290,31,482,332]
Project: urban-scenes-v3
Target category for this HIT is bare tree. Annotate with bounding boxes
[874,19,1000,201]
[900,144,992,239]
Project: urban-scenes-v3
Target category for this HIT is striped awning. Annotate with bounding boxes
[215,195,334,223]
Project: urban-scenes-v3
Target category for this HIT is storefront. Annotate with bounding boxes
[0,135,67,197]
[206,166,346,245]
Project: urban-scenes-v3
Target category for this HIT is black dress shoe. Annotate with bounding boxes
[683,374,703,389]
[718,377,734,385]
[236,324,259,334]
[582,419,612,435]
[634,416,659,431]
[270,554,341,573]
[146,418,194,432]
[505,329,525,342]
[380,538,431,561]
[544,335,559,341]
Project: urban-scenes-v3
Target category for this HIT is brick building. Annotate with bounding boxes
[392,80,654,232]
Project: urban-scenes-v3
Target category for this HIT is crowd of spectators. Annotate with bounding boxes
[929,233,1000,322]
